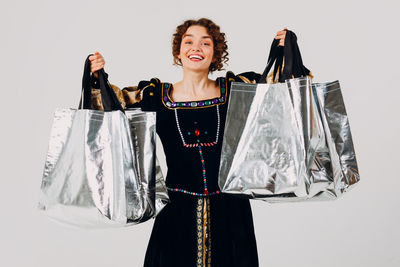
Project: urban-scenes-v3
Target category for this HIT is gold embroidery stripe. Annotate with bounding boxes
[196,198,203,267]
[196,197,212,267]
[206,197,211,266]
[202,198,207,267]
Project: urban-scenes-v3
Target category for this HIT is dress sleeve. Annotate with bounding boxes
[122,78,160,111]
[90,72,160,112]
[225,70,263,84]
[229,69,314,84]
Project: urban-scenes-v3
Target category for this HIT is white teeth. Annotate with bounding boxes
[189,55,203,60]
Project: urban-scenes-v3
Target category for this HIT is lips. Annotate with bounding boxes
[188,54,204,61]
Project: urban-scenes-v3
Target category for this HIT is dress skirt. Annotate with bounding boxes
[144,192,259,267]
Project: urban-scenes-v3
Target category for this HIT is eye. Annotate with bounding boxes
[203,43,210,46]
[184,41,192,44]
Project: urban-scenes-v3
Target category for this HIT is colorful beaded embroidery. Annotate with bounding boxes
[174,105,220,147]
[162,77,227,109]
[171,104,221,197]
[167,187,220,197]
[198,145,209,195]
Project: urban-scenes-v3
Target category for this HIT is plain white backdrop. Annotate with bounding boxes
[1,0,399,266]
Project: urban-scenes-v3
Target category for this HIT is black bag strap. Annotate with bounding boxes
[258,30,311,83]
[291,38,311,78]
[79,55,93,109]
[258,38,281,83]
[79,54,124,112]
[280,30,295,82]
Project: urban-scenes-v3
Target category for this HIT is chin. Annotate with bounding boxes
[183,62,211,73]
[182,59,211,71]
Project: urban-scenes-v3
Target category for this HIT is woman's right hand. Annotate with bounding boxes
[89,51,105,79]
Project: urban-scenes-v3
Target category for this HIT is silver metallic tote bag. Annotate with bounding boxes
[38,56,168,228]
[218,30,359,202]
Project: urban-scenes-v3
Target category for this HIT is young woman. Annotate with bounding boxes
[89,18,287,267]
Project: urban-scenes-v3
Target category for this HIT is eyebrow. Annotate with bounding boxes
[182,34,212,39]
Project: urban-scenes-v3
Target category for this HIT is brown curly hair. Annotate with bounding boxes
[172,18,229,73]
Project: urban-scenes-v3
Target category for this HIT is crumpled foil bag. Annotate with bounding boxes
[38,108,169,228]
[218,77,359,202]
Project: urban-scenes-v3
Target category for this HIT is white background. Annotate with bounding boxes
[1,0,399,266]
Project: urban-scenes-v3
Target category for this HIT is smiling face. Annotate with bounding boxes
[177,25,215,73]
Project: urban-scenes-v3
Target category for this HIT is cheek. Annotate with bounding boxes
[207,48,215,61]
[178,45,189,59]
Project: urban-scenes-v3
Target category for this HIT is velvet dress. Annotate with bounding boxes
[92,71,261,267]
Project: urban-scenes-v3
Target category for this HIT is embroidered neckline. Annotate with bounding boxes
[174,105,220,147]
[161,77,227,109]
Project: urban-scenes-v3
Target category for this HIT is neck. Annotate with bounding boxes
[178,68,212,97]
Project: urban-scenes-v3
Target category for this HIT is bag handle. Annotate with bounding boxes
[291,37,311,78]
[258,30,311,83]
[79,55,93,109]
[79,55,124,112]
[258,38,281,83]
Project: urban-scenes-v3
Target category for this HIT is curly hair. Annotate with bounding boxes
[172,18,229,73]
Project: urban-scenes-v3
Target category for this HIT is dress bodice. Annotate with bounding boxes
[122,71,262,196]
[155,77,229,195]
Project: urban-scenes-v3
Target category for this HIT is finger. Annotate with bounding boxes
[92,63,104,70]
[91,52,103,59]
[90,56,101,62]
[92,66,104,73]
[94,62,105,69]
[91,61,101,68]
[90,52,99,59]
[95,52,104,60]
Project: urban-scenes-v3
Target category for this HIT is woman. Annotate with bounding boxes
[90,18,287,267]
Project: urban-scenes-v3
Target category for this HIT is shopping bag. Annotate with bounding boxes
[38,55,168,228]
[218,30,359,202]
[309,80,360,200]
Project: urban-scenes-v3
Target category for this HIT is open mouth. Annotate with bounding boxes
[188,54,204,61]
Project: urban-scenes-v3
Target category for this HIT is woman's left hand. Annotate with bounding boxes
[274,28,288,46]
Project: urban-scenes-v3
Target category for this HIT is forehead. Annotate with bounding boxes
[183,25,211,39]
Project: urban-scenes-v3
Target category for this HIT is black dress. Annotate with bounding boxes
[127,71,261,267]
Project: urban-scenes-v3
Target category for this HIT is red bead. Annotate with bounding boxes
[204,189,209,195]
[195,129,200,136]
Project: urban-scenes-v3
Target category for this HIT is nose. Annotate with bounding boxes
[191,42,201,51]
